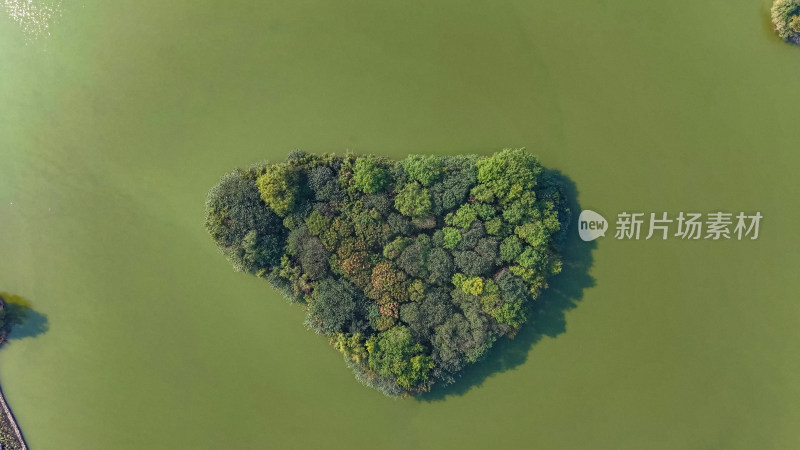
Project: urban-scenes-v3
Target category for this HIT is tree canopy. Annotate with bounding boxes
[205,149,569,396]
[772,0,800,44]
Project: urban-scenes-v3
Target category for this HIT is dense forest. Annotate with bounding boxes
[205,149,570,396]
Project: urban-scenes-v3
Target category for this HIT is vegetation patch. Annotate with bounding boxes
[205,149,570,396]
[772,0,800,44]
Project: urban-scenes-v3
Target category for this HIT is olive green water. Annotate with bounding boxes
[2,1,800,448]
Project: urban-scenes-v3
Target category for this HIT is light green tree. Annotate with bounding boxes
[394,182,432,217]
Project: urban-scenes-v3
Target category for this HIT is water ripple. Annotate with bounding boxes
[3,0,62,38]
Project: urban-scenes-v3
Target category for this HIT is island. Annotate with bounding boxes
[772,0,800,44]
[205,149,569,396]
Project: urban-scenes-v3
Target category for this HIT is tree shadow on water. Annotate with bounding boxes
[0,293,49,342]
[419,169,597,401]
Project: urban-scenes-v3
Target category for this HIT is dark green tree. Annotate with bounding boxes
[205,168,287,273]
[306,278,366,334]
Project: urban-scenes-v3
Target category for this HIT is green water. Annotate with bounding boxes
[2,0,799,448]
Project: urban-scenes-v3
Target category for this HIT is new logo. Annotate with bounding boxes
[578,210,608,242]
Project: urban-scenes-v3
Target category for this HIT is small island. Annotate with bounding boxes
[205,149,569,396]
[0,296,27,450]
[772,0,800,44]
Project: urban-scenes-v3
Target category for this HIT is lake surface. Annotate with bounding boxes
[2,0,799,448]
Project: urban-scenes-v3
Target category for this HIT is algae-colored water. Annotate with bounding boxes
[1,1,799,448]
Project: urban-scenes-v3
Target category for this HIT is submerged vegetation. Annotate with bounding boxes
[205,149,570,396]
[772,0,800,44]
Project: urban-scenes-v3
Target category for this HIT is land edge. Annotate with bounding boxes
[0,297,28,450]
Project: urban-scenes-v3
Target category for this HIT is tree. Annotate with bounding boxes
[502,191,536,225]
[337,249,372,288]
[399,302,421,334]
[286,225,330,280]
[460,276,484,296]
[0,296,28,336]
[485,217,503,235]
[431,313,471,375]
[387,213,413,236]
[453,250,494,277]
[309,165,343,201]
[456,221,486,251]
[400,288,454,341]
[364,193,391,216]
[383,236,412,260]
[496,271,529,304]
[353,157,390,194]
[366,325,433,389]
[241,230,284,273]
[431,308,494,377]
[772,0,800,43]
[445,204,477,229]
[429,155,477,215]
[299,237,330,280]
[256,163,303,216]
[500,235,523,262]
[442,227,462,250]
[475,148,543,203]
[492,271,530,328]
[331,332,368,364]
[792,14,800,33]
[394,182,432,217]
[304,210,331,237]
[396,235,431,279]
[205,168,287,273]
[369,261,408,304]
[491,300,526,328]
[474,237,501,266]
[516,245,546,270]
[515,221,549,247]
[426,247,453,286]
[401,154,443,186]
[408,279,425,302]
[419,289,454,332]
[307,278,365,334]
[411,214,437,230]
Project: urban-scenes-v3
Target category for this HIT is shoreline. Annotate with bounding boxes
[0,371,27,450]
[0,302,28,450]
